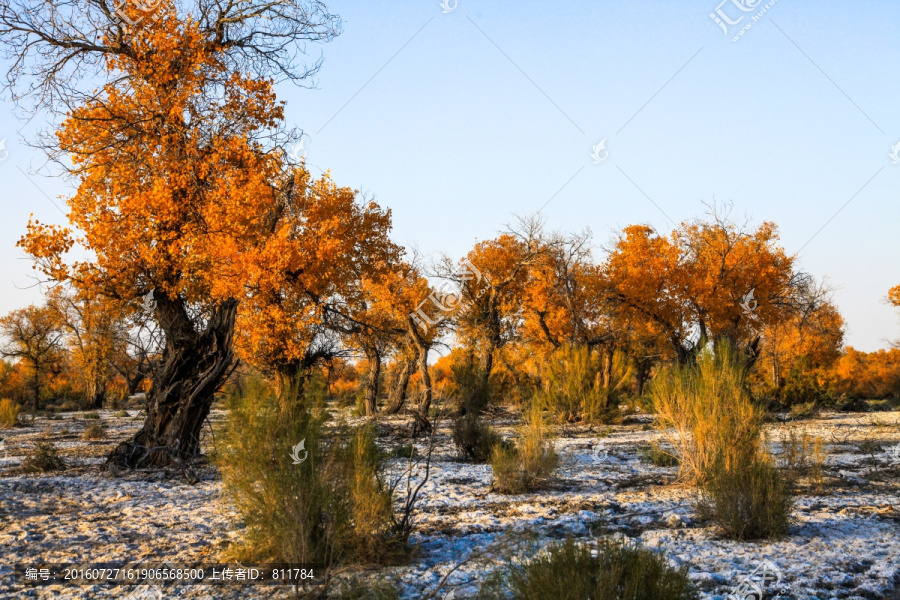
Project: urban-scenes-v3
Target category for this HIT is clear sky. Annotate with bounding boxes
[1,0,899,350]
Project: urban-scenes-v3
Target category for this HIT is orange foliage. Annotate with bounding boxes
[822,347,900,400]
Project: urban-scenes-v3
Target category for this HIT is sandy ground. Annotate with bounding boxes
[0,407,899,599]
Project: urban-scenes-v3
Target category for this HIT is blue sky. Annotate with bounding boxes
[1,0,899,349]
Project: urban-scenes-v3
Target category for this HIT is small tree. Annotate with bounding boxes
[47,287,129,409]
[0,304,64,412]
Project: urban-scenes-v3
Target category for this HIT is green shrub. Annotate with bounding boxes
[0,398,21,429]
[788,400,819,420]
[640,444,679,467]
[380,443,415,460]
[481,536,698,600]
[449,360,502,462]
[452,414,504,463]
[22,441,65,473]
[450,359,494,416]
[82,412,100,420]
[114,410,130,417]
[536,345,623,424]
[697,453,793,541]
[219,377,406,568]
[490,404,558,494]
[82,423,106,440]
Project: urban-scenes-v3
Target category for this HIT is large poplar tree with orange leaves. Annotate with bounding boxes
[0,0,341,467]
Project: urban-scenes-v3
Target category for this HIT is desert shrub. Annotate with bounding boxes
[219,377,406,568]
[536,345,624,424]
[788,400,819,420]
[640,444,679,467]
[22,440,65,473]
[380,443,415,460]
[490,404,558,494]
[114,410,130,417]
[450,360,501,462]
[0,398,21,428]
[81,412,100,420]
[650,342,764,484]
[652,342,794,540]
[452,414,504,463]
[780,428,826,491]
[450,359,494,416]
[697,453,793,540]
[481,536,698,600]
[82,423,106,440]
[778,365,835,407]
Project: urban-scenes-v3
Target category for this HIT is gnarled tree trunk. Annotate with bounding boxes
[385,356,415,415]
[106,297,238,470]
[363,346,382,417]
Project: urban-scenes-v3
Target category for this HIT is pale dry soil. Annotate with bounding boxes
[0,407,899,599]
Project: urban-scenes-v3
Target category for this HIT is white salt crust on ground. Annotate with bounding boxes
[0,409,898,599]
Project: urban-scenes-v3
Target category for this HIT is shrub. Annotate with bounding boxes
[650,342,764,484]
[82,412,100,420]
[82,423,106,440]
[380,443,415,460]
[640,444,679,467]
[0,398,21,429]
[114,410,130,418]
[22,440,65,473]
[219,377,406,568]
[450,360,501,462]
[536,345,624,424]
[652,342,794,540]
[780,428,826,492]
[450,359,494,416]
[788,400,820,420]
[481,536,698,600]
[697,453,793,541]
[490,404,558,494]
[452,414,504,463]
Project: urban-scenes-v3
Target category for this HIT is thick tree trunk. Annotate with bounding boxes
[635,359,651,397]
[363,347,381,417]
[385,357,414,415]
[406,316,433,422]
[89,387,106,410]
[275,364,307,401]
[106,298,237,470]
[480,347,493,389]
